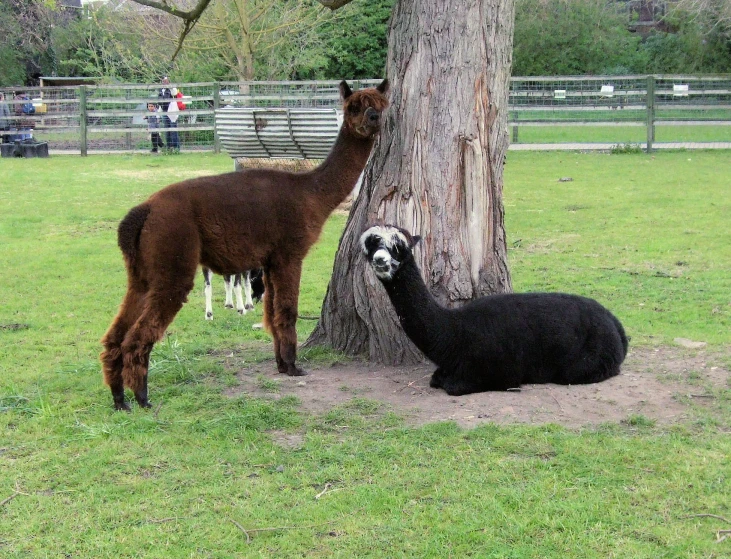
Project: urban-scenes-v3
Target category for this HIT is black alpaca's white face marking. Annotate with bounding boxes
[360,226,412,281]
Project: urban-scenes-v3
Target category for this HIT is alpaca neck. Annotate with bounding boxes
[310,127,374,212]
[381,256,455,360]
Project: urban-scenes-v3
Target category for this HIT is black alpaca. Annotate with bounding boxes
[360,225,628,396]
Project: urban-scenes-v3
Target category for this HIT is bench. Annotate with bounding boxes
[215,107,343,168]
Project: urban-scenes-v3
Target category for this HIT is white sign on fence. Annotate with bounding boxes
[600,85,615,97]
[673,84,689,97]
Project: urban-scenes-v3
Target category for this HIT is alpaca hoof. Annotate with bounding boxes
[135,398,152,409]
[205,312,213,320]
[430,368,444,388]
[225,304,234,309]
[283,365,307,377]
[237,308,246,315]
[442,384,471,396]
[245,304,254,310]
[114,401,131,412]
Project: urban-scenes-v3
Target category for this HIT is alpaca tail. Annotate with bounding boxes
[117,204,151,269]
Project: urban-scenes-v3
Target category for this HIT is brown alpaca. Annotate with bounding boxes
[101,80,389,410]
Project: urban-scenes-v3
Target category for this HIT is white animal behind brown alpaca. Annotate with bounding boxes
[202,267,264,320]
[101,80,390,411]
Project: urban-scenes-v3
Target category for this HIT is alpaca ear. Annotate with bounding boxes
[340,80,353,100]
[376,79,390,95]
[410,235,422,248]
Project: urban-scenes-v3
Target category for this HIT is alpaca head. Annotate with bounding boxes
[360,225,422,282]
[340,79,390,139]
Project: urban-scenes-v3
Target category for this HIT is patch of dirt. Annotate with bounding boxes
[225,347,730,429]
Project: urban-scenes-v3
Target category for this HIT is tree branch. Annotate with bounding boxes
[127,0,214,20]
[315,0,356,9]
[125,0,358,62]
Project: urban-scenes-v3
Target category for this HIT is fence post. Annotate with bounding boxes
[79,85,88,157]
[213,82,221,154]
[646,75,655,153]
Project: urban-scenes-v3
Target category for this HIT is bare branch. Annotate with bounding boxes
[127,0,214,21]
[126,0,214,58]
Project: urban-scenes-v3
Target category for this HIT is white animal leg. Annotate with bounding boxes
[224,275,234,309]
[244,270,254,311]
[203,268,214,320]
[233,273,246,315]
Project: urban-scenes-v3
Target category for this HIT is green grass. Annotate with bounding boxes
[504,150,731,345]
[1,152,730,558]
[511,124,731,144]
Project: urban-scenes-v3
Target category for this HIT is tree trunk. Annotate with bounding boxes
[307,0,515,365]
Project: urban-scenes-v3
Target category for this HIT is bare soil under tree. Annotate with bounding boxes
[224,346,730,432]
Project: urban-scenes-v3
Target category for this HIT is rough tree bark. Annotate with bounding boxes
[306,0,515,365]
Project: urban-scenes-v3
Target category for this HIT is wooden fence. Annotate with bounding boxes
[1,75,728,155]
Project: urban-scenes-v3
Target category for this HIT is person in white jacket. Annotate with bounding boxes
[166,88,180,150]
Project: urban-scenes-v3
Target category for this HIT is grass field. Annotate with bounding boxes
[511,124,731,144]
[1,151,730,557]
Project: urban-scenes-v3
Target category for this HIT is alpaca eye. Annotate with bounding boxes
[364,236,381,254]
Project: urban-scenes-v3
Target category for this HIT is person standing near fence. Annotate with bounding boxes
[166,87,180,151]
[158,76,173,151]
[144,103,164,153]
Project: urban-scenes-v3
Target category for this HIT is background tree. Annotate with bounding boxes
[58,4,174,81]
[135,0,336,81]
[641,0,731,73]
[512,0,646,75]
[305,0,393,80]
[0,2,26,86]
[0,0,82,85]
[674,0,731,36]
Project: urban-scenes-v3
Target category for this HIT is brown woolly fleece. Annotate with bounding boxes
[101,80,389,411]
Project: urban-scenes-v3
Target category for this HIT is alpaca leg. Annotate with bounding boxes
[435,366,483,396]
[121,283,191,408]
[429,367,473,394]
[233,273,246,315]
[224,274,235,309]
[243,270,254,311]
[101,285,147,411]
[261,269,283,372]
[203,268,214,320]
[429,367,445,389]
[268,263,305,377]
[440,376,477,397]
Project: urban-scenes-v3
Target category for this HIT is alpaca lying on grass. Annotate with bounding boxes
[202,267,264,320]
[101,79,389,410]
[360,225,628,396]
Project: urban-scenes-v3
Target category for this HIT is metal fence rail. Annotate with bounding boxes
[1,75,729,155]
[509,75,731,148]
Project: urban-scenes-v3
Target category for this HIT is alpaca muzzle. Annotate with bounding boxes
[372,249,396,278]
[365,107,379,125]
[355,108,381,137]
